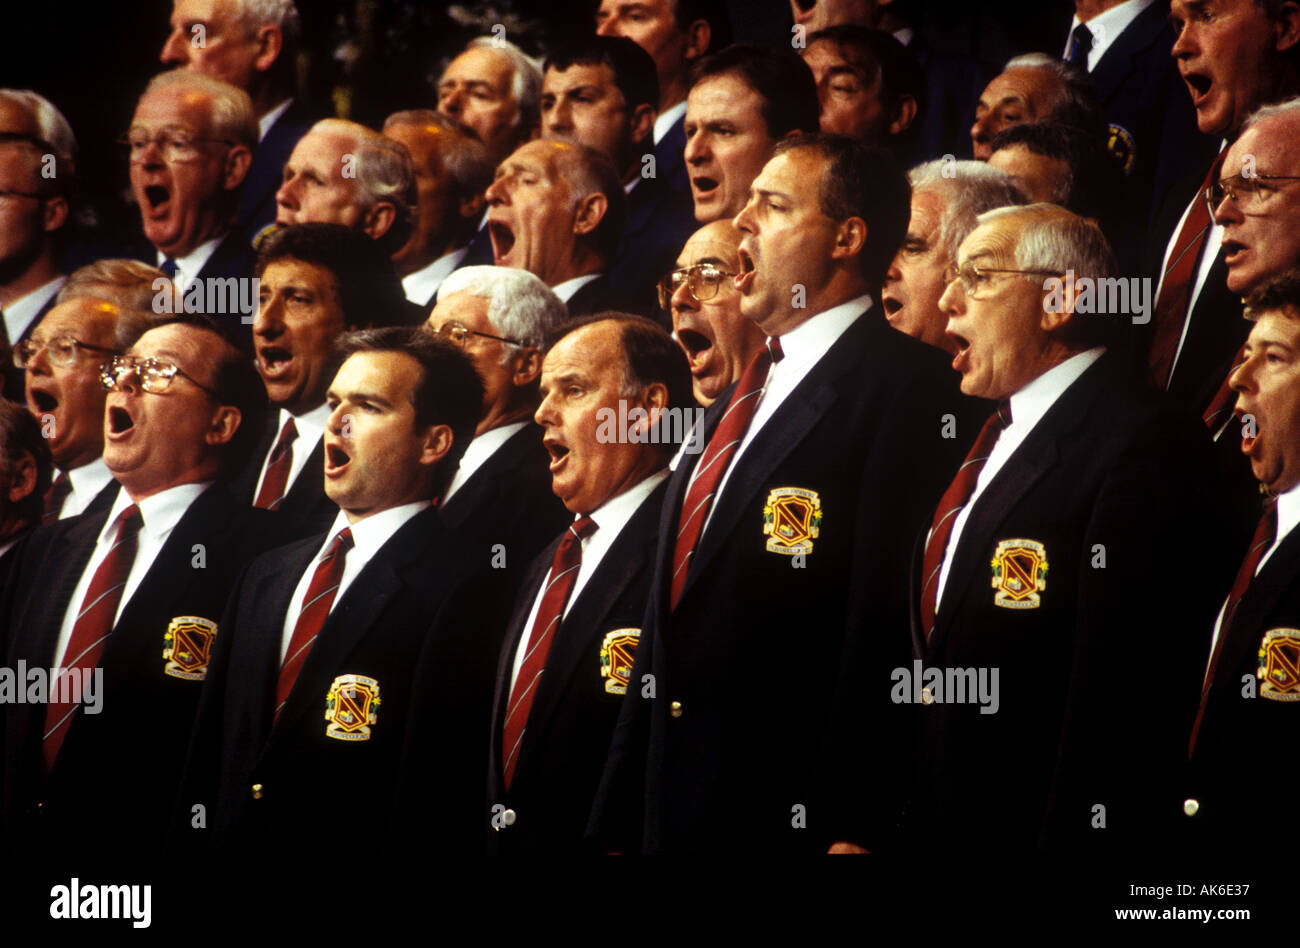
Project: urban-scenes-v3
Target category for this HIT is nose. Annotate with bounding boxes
[159,29,188,67]
[253,295,284,338]
[1229,350,1255,395]
[275,173,299,211]
[938,274,964,315]
[546,99,572,134]
[684,129,708,166]
[484,175,507,206]
[595,15,616,36]
[1170,20,1193,59]
[671,273,696,312]
[439,88,465,117]
[1210,183,1240,226]
[534,390,556,427]
[25,341,52,376]
[733,197,756,235]
[970,117,993,159]
[884,256,903,286]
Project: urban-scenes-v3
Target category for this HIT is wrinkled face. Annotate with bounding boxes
[685,73,780,223]
[802,38,888,142]
[24,300,122,470]
[541,63,634,168]
[1215,121,1300,295]
[276,127,364,229]
[970,68,1061,160]
[670,220,765,404]
[485,140,581,284]
[384,122,463,266]
[324,350,441,519]
[0,145,48,282]
[940,219,1052,399]
[254,258,347,414]
[437,47,523,164]
[536,321,657,514]
[595,0,689,94]
[732,148,839,336]
[129,84,240,257]
[1170,0,1292,137]
[103,323,232,499]
[882,188,954,354]
[1231,309,1300,493]
[160,0,264,91]
[988,144,1069,204]
[789,0,879,34]
[427,292,517,431]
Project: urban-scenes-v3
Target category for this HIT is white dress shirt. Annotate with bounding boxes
[551,273,602,304]
[3,275,66,344]
[653,101,687,146]
[54,481,212,668]
[403,245,471,306]
[933,348,1105,612]
[443,421,526,502]
[59,456,117,520]
[696,294,869,539]
[253,403,332,503]
[158,237,221,297]
[1063,0,1156,72]
[258,98,293,142]
[510,470,668,690]
[279,501,430,661]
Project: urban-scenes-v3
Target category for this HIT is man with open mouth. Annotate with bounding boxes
[1,315,284,860]
[125,70,258,345]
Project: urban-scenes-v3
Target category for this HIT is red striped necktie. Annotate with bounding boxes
[255,417,298,510]
[276,527,354,718]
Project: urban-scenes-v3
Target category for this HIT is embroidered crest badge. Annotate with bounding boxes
[1258,628,1300,702]
[762,487,822,555]
[162,616,217,680]
[990,539,1049,609]
[599,629,640,695]
[324,674,381,741]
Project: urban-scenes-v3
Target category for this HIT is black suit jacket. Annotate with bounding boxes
[237,99,315,237]
[1185,513,1300,849]
[135,226,259,349]
[0,485,288,861]
[2,287,61,402]
[608,173,697,320]
[485,479,667,854]
[904,353,1236,853]
[566,273,637,319]
[228,408,337,535]
[592,307,985,854]
[438,423,571,598]
[651,112,689,206]
[185,506,502,857]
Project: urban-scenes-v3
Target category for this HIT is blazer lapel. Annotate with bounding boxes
[1213,527,1300,694]
[1090,2,1165,102]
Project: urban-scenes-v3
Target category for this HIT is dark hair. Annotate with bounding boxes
[1246,267,1300,317]
[545,35,660,114]
[150,314,269,474]
[255,223,411,330]
[673,0,732,54]
[808,26,927,148]
[689,45,820,139]
[543,311,696,452]
[556,143,628,264]
[772,133,910,289]
[0,398,53,528]
[334,326,485,498]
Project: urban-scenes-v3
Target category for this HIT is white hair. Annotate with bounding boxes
[0,88,78,176]
[465,37,543,127]
[909,159,1027,262]
[232,0,301,48]
[143,70,258,149]
[437,265,568,361]
[976,203,1113,283]
[1242,95,1300,132]
[309,118,417,250]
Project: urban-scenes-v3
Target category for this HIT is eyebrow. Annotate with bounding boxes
[328,388,394,408]
[753,186,794,203]
[543,370,588,389]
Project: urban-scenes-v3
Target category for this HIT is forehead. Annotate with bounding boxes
[429,291,491,328]
[503,141,566,178]
[38,300,120,339]
[958,217,1022,262]
[444,47,515,92]
[292,128,356,167]
[172,0,235,23]
[133,85,214,130]
[384,123,455,171]
[802,40,864,79]
[544,322,623,377]
[335,349,422,398]
[982,68,1058,109]
[910,188,945,231]
[753,148,823,197]
[131,323,217,365]
[600,0,674,16]
[545,62,621,95]
[688,73,768,124]
[263,257,339,293]
[1250,309,1300,346]
[1227,120,1300,168]
[679,223,741,266]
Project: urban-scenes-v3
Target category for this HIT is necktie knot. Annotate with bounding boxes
[43,471,73,523]
[327,527,355,559]
[117,504,143,537]
[996,399,1013,429]
[160,257,178,281]
[1068,23,1093,64]
[274,417,298,456]
[766,336,784,364]
[569,515,598,543]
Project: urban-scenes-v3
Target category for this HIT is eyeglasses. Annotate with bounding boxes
[942,262,1061,299]
[435,321,523,348]
[100,355,219,396]
[1205,173,1300,215]
[116,129,237,163]
[13,334,119,369]
[657,263,737,310]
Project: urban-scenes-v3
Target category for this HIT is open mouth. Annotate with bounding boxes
[734,247,757,292]
[949,333,971,371]
[29,388,58,413]
[1183,71,1212,106]
[1221,239,1246,263]
[324,441,351,475]
[108,405,134,435]
[544,438,570,472]
[676,328,715,374]
[489,220,516,263]
[143,184,171,212]
[882,295,904,320]
[257,345,294,380]
[691,176,719,199]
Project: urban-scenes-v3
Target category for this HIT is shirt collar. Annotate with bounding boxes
[654,102,686,145]
[258,98,293,142]
[3,275,67,343]
[551,273,602,303]
[586,469,669,533]
[158,236,223,293]
[104,480,212,545]
[402,245,470,305]
[463,422,527,464]
[893,27,915,46]
[772,293,872,366]
[64,455,114,500]
[282,401,332,444]
[322,499,431,561]
[1068,0,1155,61]
[1007,348,1105,437]
[1275,482,1300,547]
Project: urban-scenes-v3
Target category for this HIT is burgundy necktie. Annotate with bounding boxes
[501,515,598,788]
[670,337,783,609]
[276,528,354,718]
[1148,153,1226,389]
[43,504,143,774]
[919,402,1012,640]
[42,471,72,524]
[254,417,298,510]
[1201,342,1249,433]
[1189,497,1277,755]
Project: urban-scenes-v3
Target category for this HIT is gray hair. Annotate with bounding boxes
[1003,53,1103,133]
[437,265,568,363]
[976,203,1114,282]
[0,89,77,173]
[58,259,174,316]
[233,0,301,49]
[382,109,493,200]
[311,118,417,251]
[909,159,1027,263]
[465,37,543,130]
[142,70,258,150]
[1242,95,1300,133]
